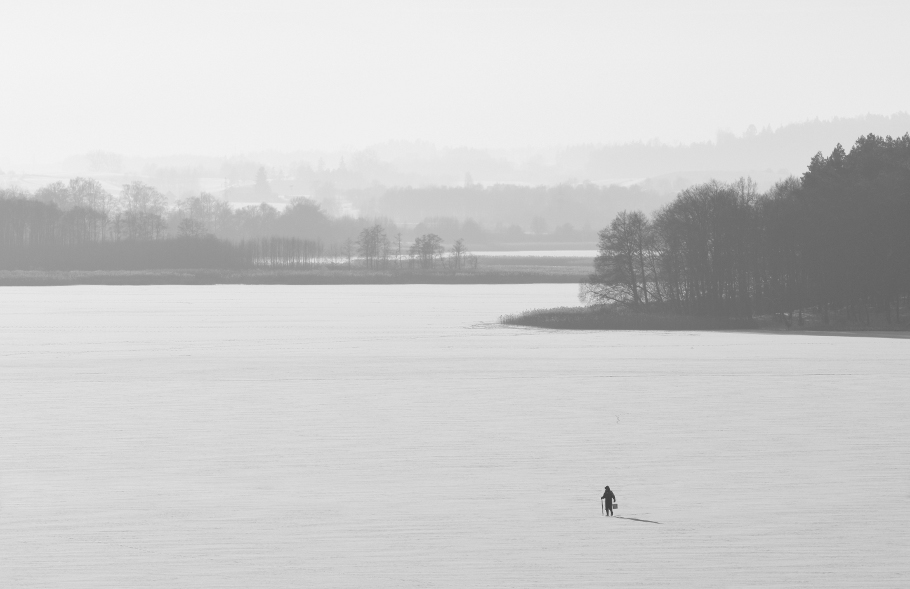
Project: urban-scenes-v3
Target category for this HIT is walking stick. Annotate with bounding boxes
[601,499,604,516]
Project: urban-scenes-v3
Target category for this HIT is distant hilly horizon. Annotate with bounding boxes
[2,112,909,199]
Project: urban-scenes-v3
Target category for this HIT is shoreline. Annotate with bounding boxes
[730,329,910,339]
[500,306,910,337]
[0,269,586,286]
[505,323,910,339]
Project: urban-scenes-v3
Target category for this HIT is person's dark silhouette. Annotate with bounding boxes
[601,485,616,516]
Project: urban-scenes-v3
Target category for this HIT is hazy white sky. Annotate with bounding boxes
[1,0,908,165]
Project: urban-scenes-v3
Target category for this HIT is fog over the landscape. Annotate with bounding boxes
[2,1,909,165]
[4,0,910,253]
[3,1,909,235]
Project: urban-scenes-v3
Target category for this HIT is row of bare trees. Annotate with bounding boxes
[353,225,474,271]
[1,179,170,250]
[225,229,474,271]
[584,134,910,323]
[0,188,478,271]
[3,179,399,247]
[237,237,324,268]
[1,179,477,270]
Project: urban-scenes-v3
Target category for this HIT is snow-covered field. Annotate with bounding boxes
[1,285,908,588]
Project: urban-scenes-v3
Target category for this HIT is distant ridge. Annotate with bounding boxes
[582,113,910,185]
[7,114,909,194]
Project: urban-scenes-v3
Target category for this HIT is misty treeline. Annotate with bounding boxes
[0,180,473,271]
[0,179,396,242]
[338,225,472,271]
[361,183,663,241]
[232,230,466,271]
[232,172,654,245]
[583,114,910,181]
[584,134,910,324]
[67,113,910,192]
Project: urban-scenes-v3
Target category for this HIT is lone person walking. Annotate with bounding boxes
[601,485,616,516]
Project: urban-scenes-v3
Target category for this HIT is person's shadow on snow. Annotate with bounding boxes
[612,516,661,524]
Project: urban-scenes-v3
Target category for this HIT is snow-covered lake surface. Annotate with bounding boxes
[1,285,908,588]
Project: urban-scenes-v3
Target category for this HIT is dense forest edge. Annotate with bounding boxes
[502,133,910,331]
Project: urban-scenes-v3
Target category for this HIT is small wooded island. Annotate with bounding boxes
[503,134,910,332]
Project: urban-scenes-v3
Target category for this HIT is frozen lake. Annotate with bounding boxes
[1,285,908,588]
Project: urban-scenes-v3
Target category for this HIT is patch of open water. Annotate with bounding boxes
[472,249,597,257]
